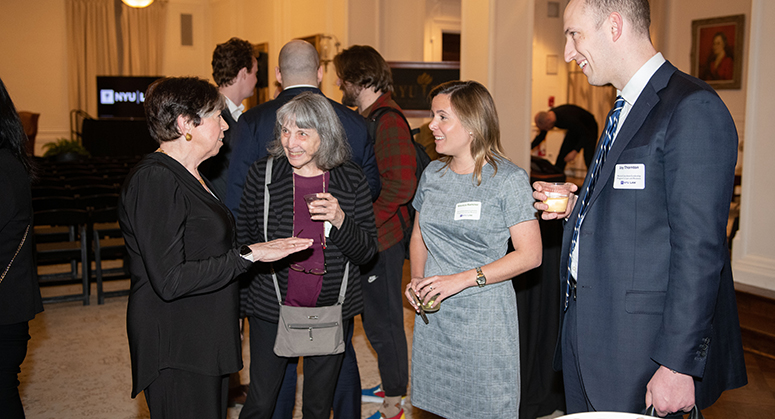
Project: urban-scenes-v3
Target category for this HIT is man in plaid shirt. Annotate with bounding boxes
[334,45,417,419]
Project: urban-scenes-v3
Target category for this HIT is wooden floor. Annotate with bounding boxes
[702,351,775,418]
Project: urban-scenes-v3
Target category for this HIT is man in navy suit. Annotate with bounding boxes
[533,0,747,416]
[225,39,380,217]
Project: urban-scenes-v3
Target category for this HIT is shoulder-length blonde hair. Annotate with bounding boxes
[429,80,507,185]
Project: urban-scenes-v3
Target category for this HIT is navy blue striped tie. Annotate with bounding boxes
[565,96,625,310]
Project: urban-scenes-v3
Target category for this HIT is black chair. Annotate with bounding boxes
[103,175,127,187]
[90,207,130,304]
[32,196,80,212]
[31,186,70,199]
[32,197,81,244]
[33,209,90,305]
[99,168,131,178]
[70,184,119,197]
[79,193,120,211]
[65,176,113,187]
[49,168,97,177]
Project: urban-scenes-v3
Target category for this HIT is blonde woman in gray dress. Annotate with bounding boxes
[405,80,542,418]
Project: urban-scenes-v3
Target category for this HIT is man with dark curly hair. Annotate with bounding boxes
[201,37,258,200]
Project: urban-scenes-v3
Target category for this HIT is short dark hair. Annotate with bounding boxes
[268,91,351,171]
[212,37,254,87]
[333,45,393,94]
[429,80,504,186]
[144,77,225,144]
[0,77,34,174]
[585,0,651,38]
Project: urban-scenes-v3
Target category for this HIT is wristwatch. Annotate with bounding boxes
[239,245,254,262]
[475,266,486,287]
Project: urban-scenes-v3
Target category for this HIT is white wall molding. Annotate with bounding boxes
[732,0,775,292]
[733,255,775,290]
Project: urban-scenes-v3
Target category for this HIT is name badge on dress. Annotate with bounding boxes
[613,164,645,189]
[454,201,481,220]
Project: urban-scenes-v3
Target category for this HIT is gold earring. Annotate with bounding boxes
[185,133,192,141]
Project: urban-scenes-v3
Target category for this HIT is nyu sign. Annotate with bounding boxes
[100,89,146,105]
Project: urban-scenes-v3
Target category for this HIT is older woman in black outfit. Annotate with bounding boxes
[0,77,43,419]
[118,77,312,419]
[236,92,377,419]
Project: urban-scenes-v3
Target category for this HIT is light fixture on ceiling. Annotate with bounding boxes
[122,0,154,8]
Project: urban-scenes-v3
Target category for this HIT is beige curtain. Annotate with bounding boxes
[66,0,120,118]
[120,1,166,76]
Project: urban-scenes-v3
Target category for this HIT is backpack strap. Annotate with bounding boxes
[367,106,419,144]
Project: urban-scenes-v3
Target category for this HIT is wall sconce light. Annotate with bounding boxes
[122,0,154,8]
[319,34,341,72]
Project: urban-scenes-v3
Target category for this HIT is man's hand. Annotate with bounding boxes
[532,181,578,220]
[645,365,695,417]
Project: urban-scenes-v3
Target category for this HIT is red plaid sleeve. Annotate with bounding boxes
[369,97,417,251]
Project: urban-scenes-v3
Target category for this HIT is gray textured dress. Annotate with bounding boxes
[410,158,535,419]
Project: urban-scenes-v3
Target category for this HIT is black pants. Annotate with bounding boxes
[0,321,30,419]
[555,140,594,171]
[271,321,360,419]
[359,241,409,397]
[240,317,349,419]
[144,368,229,419]
[561,295,593,413]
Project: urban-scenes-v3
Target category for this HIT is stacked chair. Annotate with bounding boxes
[32,156,140,305]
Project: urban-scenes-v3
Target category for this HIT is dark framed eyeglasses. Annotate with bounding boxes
[289,263,326,275]
[289,233,326,275]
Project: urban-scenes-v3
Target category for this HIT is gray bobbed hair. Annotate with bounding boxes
[268,91,351,171]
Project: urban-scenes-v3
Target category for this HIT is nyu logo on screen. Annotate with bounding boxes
[100,89,145,105]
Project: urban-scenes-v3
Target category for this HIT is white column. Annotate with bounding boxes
[732,0,775,291]
[460,0,534,170]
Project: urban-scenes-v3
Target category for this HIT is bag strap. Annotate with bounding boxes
[367,106,420,145]
[645,405,703,419]
[263,156,349,306]
[0,224,30,284]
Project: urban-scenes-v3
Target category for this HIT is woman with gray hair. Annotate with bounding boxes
[236,91,377,419]
[118,77,312,419]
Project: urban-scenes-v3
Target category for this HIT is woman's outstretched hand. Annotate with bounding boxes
[248,237,313,262]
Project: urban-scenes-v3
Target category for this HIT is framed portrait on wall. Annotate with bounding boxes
[691,14,745,90]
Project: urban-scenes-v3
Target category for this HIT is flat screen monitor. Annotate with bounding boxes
[97,76,162,119]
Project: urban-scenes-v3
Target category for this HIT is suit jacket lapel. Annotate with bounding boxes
[586,61,676,207]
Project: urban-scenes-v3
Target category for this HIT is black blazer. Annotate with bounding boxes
[119,152,252,397]
[0,149,42,325]
[558,61,746,411]
[236,156,377,323]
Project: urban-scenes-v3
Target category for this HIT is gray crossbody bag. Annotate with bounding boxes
[264,156,347,357]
